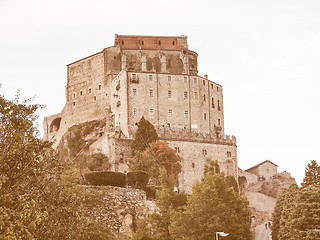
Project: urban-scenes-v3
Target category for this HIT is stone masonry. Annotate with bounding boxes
[43,34,238,193]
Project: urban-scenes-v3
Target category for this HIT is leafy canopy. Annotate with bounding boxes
[0,92,111,239]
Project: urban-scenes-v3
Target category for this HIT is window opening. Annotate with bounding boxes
[168,76,171,81]
[184,91,188,99]
[88,88,91,94]
[194,78,197,83]
[212,98,215,108]
[133,89,137,96]
[204,113,207,120]
[149,75,153,80]
[149,89,153,97]
[184,77,188,83]
[168,90,172,98]
[203,94,206,102]
[149,108,154,116]
[133,108,137,115]
[203,80,205,85]
[168,109,172,117]
[193,91,198,99]
[184,111,188,118]
[99,85,102,90]
[192,163,195,168]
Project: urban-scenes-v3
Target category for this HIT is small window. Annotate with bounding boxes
[194,78,197,83]
[149,89,153,97]
[227,151,232,157]
[203,94,206,102]
[193,91,198,99]
[192,163,195,168]
[204,113,207,120]
[94,96,97,101]
[149,108,154,116]
[72,101,76,106]
[133,108,137,115]
[218,118,221,125]
[217,86,219,92]
[212,98,215,108]
[211,83,213,89]
[73,93,76,98]
[168,90,172,98]
[184,77,188,83]
[141,40,144,45]
[218,100,221,110]
[168,76,171,81]
[184,91,188,99]
[88,88,91,94]
[80,91,83,96]
[132,74,137,81]
[158,40,161,46]
[133,89,137,96]
[175,147,180,153]
[202,149,207,156]
[184,111,188,118]
[172,41,175,45]
[121,40,124,45]
[168,109,172,117]
[99,85,102,90]
[149,75,153,80]
[203,80,205,85]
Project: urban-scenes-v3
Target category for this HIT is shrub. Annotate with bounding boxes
[145,185,161,199]
[127,171,149,189]
[85,171,126,187]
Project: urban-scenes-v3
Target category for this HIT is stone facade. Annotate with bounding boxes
[43,34,238,193]
[245,160,278,180]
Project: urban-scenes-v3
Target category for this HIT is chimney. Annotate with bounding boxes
[204,74,208,79]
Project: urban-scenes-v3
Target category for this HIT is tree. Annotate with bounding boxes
[291,185,320,239]
[131,116,158,152]
[0,92,111,239]
[302,160,320,187]
[272,189,287,240]
[146,140,182,180]
[169,172,252,240]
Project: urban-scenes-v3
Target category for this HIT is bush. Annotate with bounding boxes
[127,171,149,189]
[145,185,161,199]
[85,171,126,187]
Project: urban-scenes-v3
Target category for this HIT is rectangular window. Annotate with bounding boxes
[193,91,198,99]
[149,108,154,116]
[73,93,76,98]
[175,147,180,153]
[211,83,213,89]
[184,111,188,118]
[168,76,171,81]
[88,88,91,94]
[72,101,76,106]
[217,86,219,92]
[80,91,83,96]
[149,75,153,80]
[184,91,188,99]
[203,94,206,102]
[94,96,97,101]
[194,78,197,83]
[184,77,188,83]
[227,151,232,157]
[133,108,137,115]
[99,85,102,90]
[168,90,172,98]
[204,113,207,120]
[212,98,215,108]
[168,109,172,117]
[132,74,137,81]
[133,89,137,96]
[218,118,221,125]
[203,80,205,85]
[149,89,153,97]
[218,100,221,110]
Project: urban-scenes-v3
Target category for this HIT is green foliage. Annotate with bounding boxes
[131,116,159,152]
[0,93,111,239]
[128,151,159,184]
[204,159,220,175]
[127,171,149,189]
[85,171,126,187]
[87,153,110,171]
[170,172,252,240]
[302,160,320,187]
[273,161,320,239]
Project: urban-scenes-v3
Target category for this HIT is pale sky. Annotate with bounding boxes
[1,0,319,185]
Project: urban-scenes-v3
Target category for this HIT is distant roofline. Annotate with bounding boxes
[245,160,278,172]
[115,34,187,39]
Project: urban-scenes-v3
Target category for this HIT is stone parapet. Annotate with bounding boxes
[156,126,236,145]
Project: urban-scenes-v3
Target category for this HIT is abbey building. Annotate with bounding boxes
[43,34,238,192]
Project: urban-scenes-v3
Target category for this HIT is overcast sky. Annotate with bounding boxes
[1,0,319,184]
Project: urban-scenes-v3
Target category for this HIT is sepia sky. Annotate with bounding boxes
[1,0,319,185]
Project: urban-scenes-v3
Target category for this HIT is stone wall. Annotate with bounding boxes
[86,186,155,237]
